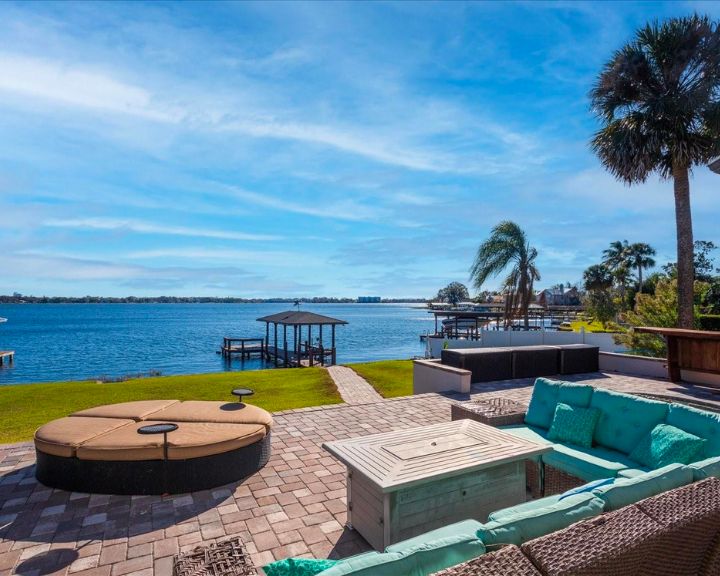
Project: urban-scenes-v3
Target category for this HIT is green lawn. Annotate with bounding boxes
[348,359,414,398]
[0,368,340,444]
[567,320,619,333]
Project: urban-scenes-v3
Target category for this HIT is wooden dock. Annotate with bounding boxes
[266,344,334,368]
[220,338,265,359]
[0,351,14,366]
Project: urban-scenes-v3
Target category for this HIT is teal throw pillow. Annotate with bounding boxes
[629,423,706,469]
[263,558,339,576]
[547,403,601,448]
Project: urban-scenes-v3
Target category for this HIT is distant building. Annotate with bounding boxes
[357,296,381,303]
[536,287,581,307]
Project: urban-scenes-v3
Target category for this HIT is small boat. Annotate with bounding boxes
[0,317,6,323]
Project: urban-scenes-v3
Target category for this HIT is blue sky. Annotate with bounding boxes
[1,1,718,298]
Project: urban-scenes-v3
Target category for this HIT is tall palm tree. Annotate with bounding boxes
[626,242,657,292]
[602,240,630,271]
[590,15,720,328]
[470,221,540,329]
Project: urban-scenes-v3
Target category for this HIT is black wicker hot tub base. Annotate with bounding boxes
[35,432,271,495]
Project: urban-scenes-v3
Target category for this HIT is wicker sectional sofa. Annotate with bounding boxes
[303,477,720,576]
[499,377,720,497]
[287,380,720,576]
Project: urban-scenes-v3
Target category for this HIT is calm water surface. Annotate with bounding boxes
[0,304,432,385]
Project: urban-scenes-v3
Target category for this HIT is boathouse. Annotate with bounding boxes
[257,310,347,367]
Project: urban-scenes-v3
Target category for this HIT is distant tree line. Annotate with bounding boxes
[0,295,428,304]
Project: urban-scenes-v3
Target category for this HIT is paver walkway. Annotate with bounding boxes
[1,372,719,576]
[326,366,383,404]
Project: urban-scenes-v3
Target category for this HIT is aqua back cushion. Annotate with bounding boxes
[476,492,604,547]
[321,522,486,576]
[590,463,693,511]
[689,456,720,480]
[316,552,403,576]
[524,378,594,430]
[384,520,483,553]
[589,389,668,454]
[666,403,720,459]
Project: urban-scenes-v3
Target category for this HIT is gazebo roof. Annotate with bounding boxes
[256,310,348,326]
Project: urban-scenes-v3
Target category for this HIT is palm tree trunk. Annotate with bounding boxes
[673,164,694,329]
[637,266,643,295]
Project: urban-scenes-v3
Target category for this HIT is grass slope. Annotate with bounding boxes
[348,360,413,398]
[0,368,340,444]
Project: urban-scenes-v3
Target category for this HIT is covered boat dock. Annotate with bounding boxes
[257,310,348,367]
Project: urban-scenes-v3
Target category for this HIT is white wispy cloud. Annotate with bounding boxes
[44,218,280,241]
[0,50,542,175]
[0,53,182,122]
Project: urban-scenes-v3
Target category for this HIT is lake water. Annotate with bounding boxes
[0,303,433,385]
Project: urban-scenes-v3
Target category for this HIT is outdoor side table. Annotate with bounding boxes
[450,398,527,427]
[137,422,178,460]
[232,388,254,403]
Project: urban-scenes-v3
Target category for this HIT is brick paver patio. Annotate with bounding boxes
[1,372,718,576]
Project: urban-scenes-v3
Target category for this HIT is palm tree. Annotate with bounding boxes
[626,242,656,292]
[602,240,629,271]
[470,221,541,329]
[583,264,614,292]
[590,15,720,328]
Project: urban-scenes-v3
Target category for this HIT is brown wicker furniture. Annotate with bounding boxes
[173,537,257,576]
[450,398,527,426]
[431,544,542,575]
[636,475,720,576]
[34,400,273,495]
[541,465,586,497]
[322,420,550,550]
[522,503,664,576]
[430,478,720,576]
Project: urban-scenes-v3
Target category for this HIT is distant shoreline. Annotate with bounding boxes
[0,297,428,305]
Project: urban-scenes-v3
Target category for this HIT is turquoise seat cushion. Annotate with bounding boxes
[589,389,668,454]
[689,456,720,480]
[322,520,486,576]
[264,558,339,576]
[488,495,563,521]
[542,442,641,481]
[591,463,693,511]
[617,467,651,479]
[499,424,551,462]
[666,403,720,458]
[547,403,601,448]
[477,492,604,546]
[524,378,594,430]
[629,423,706,469]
